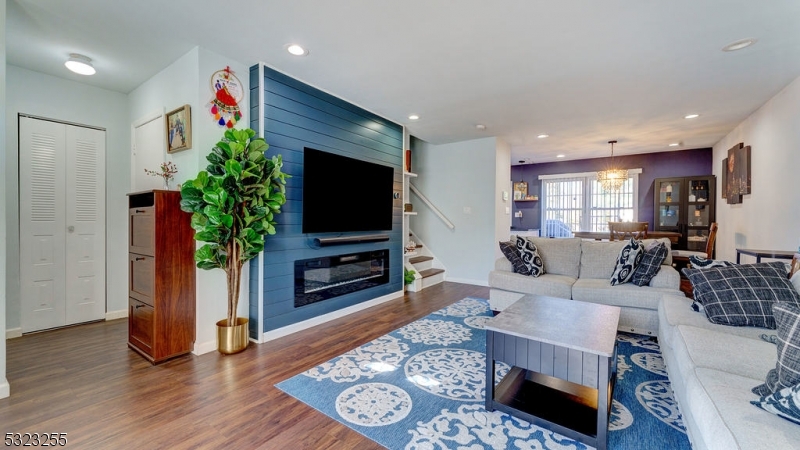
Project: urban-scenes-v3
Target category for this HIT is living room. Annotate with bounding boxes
[2,1,800,448]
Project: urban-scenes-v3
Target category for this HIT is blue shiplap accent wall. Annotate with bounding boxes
[249,64,403,334]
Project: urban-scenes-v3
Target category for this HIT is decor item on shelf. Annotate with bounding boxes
[180,128,288,354]
[404,203,413,212]
[208,66,244,129]
[144,161,178,190]
[165,105,192,153]
[597,140,628,192]
[405,239,417,253]
[405,149,412,172]
[513,181,527,200]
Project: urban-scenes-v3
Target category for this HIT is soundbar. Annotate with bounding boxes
[312,234,390,247]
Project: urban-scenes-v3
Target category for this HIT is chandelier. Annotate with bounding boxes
[597,140,628,192]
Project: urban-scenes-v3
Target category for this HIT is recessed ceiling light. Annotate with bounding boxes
[286,44,309,56]
[476,124,486,130]
[722,38,757,52]
[408,114,419,120]
[684,114,700,119]
[537,134,549,139]
[556,154,565,158]
[64,53,95,75]
[669,143,680,147]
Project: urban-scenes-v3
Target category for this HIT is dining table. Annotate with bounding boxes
[572,230,682,244]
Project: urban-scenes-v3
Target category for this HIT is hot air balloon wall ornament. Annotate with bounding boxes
[208,66,244,128]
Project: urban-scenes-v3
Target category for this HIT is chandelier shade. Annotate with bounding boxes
[597,140,628,191]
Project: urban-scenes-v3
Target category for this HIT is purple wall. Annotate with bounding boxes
[511,148,713,231]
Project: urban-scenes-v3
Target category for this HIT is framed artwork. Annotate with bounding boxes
[721,158,727,199]
[166,104,192,153]
[513,182,528,200]
[725,142,750,204]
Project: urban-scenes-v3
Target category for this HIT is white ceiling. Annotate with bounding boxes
[7,0,800,164]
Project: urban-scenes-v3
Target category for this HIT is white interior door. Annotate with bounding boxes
[65,125,106,325]
[20,117,106,332]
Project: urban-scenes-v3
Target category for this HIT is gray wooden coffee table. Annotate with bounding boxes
[485,295,620,450]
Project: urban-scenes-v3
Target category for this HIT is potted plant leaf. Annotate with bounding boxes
[180,128,288,354]
[404,268,416,292]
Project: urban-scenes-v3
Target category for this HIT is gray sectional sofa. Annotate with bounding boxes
[489,237,684,335]
[658,294,800,449]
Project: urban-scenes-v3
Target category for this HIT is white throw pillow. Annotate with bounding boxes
[610,238,645,286]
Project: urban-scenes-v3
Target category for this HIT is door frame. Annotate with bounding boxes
[17,113,108,333]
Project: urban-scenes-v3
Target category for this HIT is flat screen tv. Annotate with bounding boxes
[302,147,395,234]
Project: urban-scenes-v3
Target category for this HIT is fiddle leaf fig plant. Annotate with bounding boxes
[180,128,288,327]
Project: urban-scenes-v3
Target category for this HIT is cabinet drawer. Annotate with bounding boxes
[130,207,155,256]
[129,254,154,305]
[129,298,154,353]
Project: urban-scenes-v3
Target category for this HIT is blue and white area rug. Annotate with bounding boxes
[276,298,691,449]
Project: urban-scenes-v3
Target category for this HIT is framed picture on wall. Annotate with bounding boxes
[166,104,192,153]
[513,182,528,200]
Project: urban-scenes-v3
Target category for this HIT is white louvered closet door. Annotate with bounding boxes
[20,117,106,332]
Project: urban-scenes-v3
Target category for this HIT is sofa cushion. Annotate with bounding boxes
[578,240,627,279]
[684,261,800,329]
[499,241,529,275]
[527,237,582,278]
[631,242,668,286]
[487,271,574,300]
[752,381,800,426]
[610,238,644,285]
[754,302,800,396]
[673,325,776,381]
[648,264,681,290]
[516,236,544,277]
[571,278,678,310]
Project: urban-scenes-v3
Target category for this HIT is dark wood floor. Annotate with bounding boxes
[1,282,489,449]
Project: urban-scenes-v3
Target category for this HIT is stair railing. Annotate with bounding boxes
[409,183,455,230]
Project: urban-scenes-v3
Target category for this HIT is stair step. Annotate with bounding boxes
[419,268,445,278]
[409,256,433,264]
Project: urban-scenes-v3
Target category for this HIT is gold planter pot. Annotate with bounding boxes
[216,317,249,354]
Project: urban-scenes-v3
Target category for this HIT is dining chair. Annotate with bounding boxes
[608,221,649,241]
[673,222,719,260]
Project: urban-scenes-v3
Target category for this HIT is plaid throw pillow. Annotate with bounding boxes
[499,241,529,275]
[683,262,800,328]
[752,302,800,396]
[752,381,800,425]
[515,236,544,277]
[631,242,668,286]
[610,238,644,286]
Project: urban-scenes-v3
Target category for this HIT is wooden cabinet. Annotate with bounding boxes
[653,176,716,252]
[127,190,195,363]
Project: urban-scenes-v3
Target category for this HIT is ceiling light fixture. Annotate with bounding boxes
[596,140,628,192]
[476,124,486,130]
[64,53,96,75]
[684,114,700,119]
[722,38,757,52]
[408,114,419,120]
[669,143,680,147]
[556,154,565,158]
[286,44,309,56]
[537,134,549,139]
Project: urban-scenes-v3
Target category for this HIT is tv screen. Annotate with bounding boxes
[302,147,395,234]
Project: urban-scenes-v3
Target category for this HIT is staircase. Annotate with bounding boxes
[405,232,446,292]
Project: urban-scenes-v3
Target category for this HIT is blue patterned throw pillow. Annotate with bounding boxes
[752,382,800,425]
[631,242,668,286]
[515,236,544,277]
[499,241,529,275]
[610,238,645,286]
[753,302,800,396]
[684,262,800,328]
[688,255,736,269]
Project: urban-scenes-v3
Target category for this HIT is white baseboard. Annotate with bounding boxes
[192,340,217,356]
[0,378,9,399]
[6,328,22,339]
[259,290,404,343]
[445,277,489,287]
[105,309,128,321]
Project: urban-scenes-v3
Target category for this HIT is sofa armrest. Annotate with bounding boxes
[495,257,513,272]
[649,265,680,289]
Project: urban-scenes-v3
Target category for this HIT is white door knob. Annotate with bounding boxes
[68,226,75,233]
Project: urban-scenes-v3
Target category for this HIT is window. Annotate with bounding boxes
[539,170,641,236]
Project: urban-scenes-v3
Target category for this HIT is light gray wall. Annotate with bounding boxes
[411,136,498,285]
[494,139,512,258]
[1,0,10,399]
[5,65,130,332]
[713,74,800,262]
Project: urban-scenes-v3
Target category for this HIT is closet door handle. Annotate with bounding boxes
[135,209,146,213]
[135,257,145,261]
